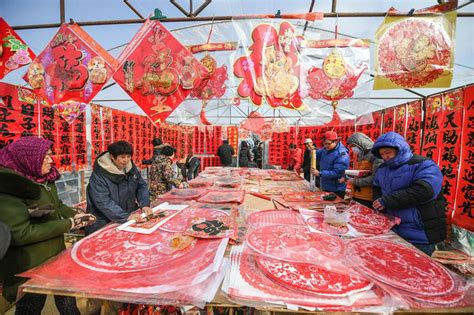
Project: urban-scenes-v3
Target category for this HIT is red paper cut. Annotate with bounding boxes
[255,256,372,296]
[113,20,208,125]
[233,22,303,109]
[306,216,349,235]
[185,216,235,239]
[347,239,454,296]
[197,190,245,204]
[348,204,400,235]
[0,18,36,79]
[159,208,230,233]
[246,225,344,263]
[159,188,206,201]
[246,210,305,229]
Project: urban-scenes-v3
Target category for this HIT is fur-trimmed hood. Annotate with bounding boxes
[94,152,138,184]
[0,167,41,200]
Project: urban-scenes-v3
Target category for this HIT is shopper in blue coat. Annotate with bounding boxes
[312,131,350,198]
[85,141,151,235]
[372,132,446,256]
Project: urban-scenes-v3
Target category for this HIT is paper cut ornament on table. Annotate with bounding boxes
[233,22,304,110]
[255,255,372,296]
[159,208,230,233]
[23,23,118,123]
[348,204,400,235]
[185,216,236,239]
[114,19,208,125]
[306,216,349,235]
[347,238,455,296]
[0,18,36,79]
[374,3,456,89]
[246,224,344,263]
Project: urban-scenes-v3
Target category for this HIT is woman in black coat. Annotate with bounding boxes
[239,141,252,167]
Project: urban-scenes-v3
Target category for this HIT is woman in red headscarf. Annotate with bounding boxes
[0,136,95,314]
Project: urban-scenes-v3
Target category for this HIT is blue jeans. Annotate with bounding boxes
[413,243,436,256]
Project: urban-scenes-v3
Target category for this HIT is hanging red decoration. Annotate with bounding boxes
[23,23,118,123]
[374,4,456,89]
[113,20,208,125]
[233,22,303,110]
[0,18,36,79]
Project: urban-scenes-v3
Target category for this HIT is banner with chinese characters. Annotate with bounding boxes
[394,104,408,137]
[23,23,118,122]
[374,3,456,89]
[438,89,463,216]
[55,115,73,172]
[423,96,442,163]
[405,101,422,154]
[0,83,40,148]
[453,85,474,232]
[113,19,207,125]
[0,18,36,79]
[72,112,87,170]
[90,104,103,162]
[355,111,382,141]
[382,108,395,133]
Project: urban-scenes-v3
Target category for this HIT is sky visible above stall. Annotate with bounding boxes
[1,0,473,126]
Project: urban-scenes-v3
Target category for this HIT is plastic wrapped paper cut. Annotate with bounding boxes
[20,224,228,307]
[255,255,372,296]
[246,224,344,263]
[245,210,305,229]
[374,3,456,89]
[348,204,400,235]
[185,215,236,239]
[197,190,245,204]
[347,239,454,296]
[159,188,206,200]
[159,207,230,233]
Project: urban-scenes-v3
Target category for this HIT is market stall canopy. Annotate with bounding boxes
[1,0,473,126]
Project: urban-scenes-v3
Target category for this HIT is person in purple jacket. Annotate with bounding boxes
[372,132,446,256]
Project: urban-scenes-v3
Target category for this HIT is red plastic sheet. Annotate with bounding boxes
[113,19,207,125]
[0,18,36,79]
[198,190,245,204]
[159,188,207,201]
[20,225,228,307]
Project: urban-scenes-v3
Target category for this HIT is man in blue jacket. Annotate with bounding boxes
[85,141,151,235]
[312,131,349,198]
[372,132,446,256]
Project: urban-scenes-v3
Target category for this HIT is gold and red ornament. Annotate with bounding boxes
[113,20,208,125]
[23,23,117,123]
[304,38,368,126]
[233,22,304,110]
[374,3,456,89]
[190,51,230,125]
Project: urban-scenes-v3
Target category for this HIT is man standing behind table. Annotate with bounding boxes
[86,141,151,235]
[217,139,235,167]
[311,131,350,199]
[302,138,316,182]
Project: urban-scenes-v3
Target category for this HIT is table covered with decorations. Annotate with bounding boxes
[19,168,474,313]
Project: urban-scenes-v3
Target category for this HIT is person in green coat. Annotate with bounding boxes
[0,137,95,314]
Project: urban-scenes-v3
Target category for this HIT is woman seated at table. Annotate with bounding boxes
[0,137,95,314]
[149,145,184,200]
